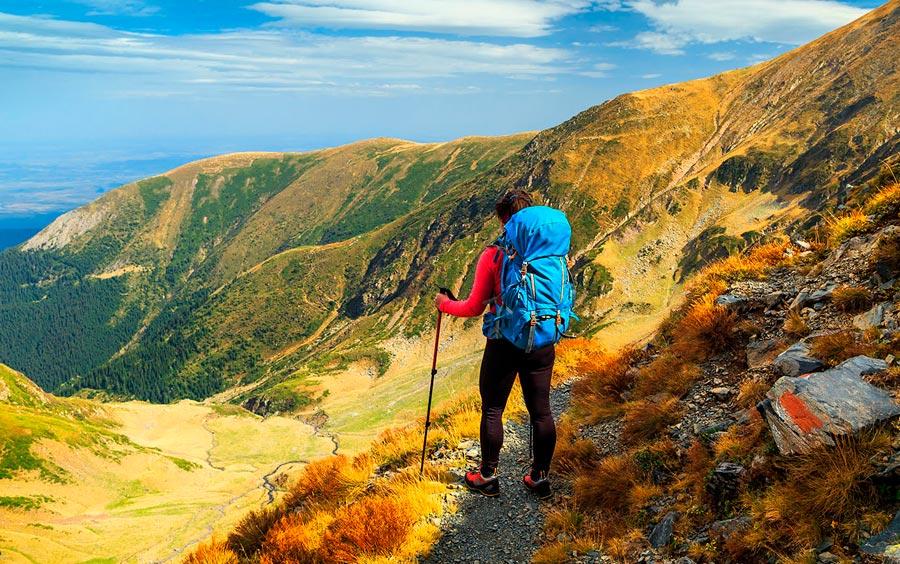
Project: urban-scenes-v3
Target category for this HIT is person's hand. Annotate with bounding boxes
[434,292,451,310]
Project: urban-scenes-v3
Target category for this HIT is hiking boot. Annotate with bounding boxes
[465,468,500,497]
[523,471,551,499]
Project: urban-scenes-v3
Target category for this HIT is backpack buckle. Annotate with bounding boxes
[520,261,528,277]
[556,310,562,325]
[530,312,537,326]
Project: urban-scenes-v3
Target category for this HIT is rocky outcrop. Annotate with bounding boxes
[22,205,108,251]
[758,356,898,454]
[773,341,825,377]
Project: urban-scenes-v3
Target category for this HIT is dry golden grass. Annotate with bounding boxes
[685,240,789,301]
[713,411,766,462]
[571,346,640,423]
[228,506,286,558]
[731,432,891,558]
[634,353,700,399]
[784,309,810,337]
[189,385,486,564]
[671,294,738,361]
[552,415,599,475]
[828,209,872,244]
[865,182,900,218]
[621,396,682,446]
[574,453,641,515]
[870,226,900,273]
[320,495,418,561]
[808,330,875,366]
[183,538,240,564]
[736,378,769,409]
[832,285,873,313]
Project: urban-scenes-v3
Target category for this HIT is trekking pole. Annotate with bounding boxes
[420,288,455,475]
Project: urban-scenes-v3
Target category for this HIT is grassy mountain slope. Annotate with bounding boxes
[0,135,528,401]
[0,364,335,562]
[0,0,896,452]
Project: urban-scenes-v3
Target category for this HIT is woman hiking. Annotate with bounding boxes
[434,189,575,499]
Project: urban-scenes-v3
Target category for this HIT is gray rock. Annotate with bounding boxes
[648,511,677,548]
[747,338,780,368]
[715,294,750,311]
[816,552,839,564]
[758,356,899,454]
[862,509,900,562]
[853,302,888,331]
[838,355,889,377]
[773,341,825,377]
[710,387,735,399]
[789,290,810,311]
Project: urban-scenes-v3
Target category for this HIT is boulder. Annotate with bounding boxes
[758,356,899,455]
[746,338,781,369]
[861,509,900,563]
[715,294,750,311]
[853,302,887,331]
[648,511,677,548]
[790,285,835,310]
[773,341,825,377]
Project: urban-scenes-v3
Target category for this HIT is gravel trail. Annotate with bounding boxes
[423,381,574,564]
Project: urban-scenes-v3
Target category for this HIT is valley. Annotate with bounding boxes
[0,0,898,561]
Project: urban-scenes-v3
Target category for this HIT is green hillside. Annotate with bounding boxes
[0,0,896,423]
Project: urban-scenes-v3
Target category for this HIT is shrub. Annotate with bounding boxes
[808,331,875,366]
[828,209,871,244]
[621,395,681,446]
[832,285,873,313]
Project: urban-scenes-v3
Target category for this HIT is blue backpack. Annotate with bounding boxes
[483,206,577,351]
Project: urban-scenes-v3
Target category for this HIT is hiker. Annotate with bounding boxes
[434,189,575,499]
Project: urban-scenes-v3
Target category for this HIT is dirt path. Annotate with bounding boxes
[424,382,587,563]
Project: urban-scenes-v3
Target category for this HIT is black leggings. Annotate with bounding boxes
[479,338,556,474]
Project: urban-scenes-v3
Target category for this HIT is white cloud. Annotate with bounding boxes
[641,72,661,78]
[250,0,593,37]
[580,61,616,77]
[588,24,618,32]
[0,12,574,96]
[609,30,686,54]
[708,51,736,61]
[624,0,869,53]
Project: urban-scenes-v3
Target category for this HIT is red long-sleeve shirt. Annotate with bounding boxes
[438,246,503,318]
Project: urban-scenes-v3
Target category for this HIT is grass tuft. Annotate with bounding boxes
[865,182,900,218]
[832,285,873,313]
[808,331,875,366]
[828,209,871,244]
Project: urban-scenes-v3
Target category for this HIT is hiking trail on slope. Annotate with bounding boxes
[423,381,603,564]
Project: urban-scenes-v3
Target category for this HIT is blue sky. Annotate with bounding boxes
[0,0,881,225]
